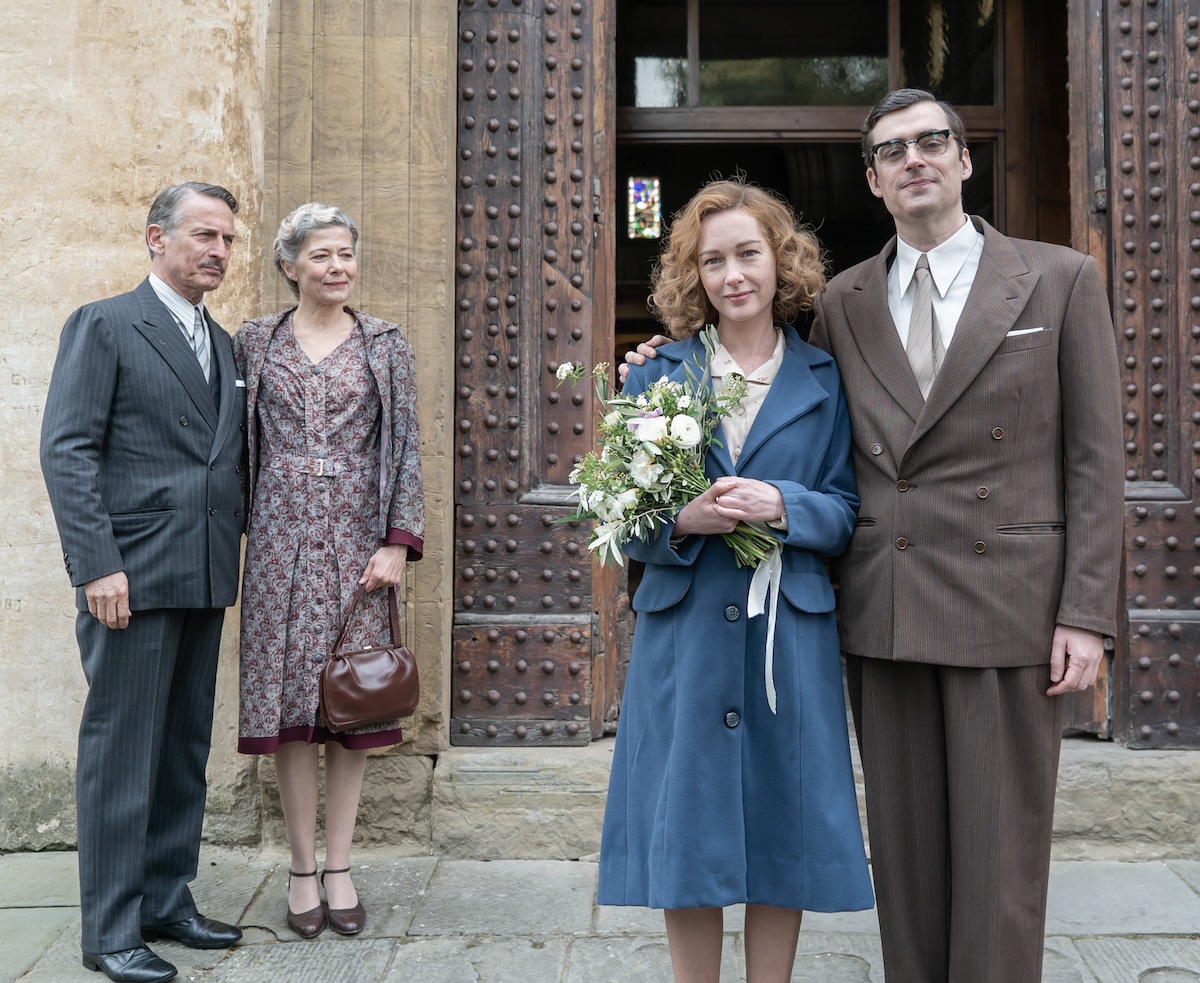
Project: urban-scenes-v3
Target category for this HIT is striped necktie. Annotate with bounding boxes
[906,254,943,398]
[191,306,210,383]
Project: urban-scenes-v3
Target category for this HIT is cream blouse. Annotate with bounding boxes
[710,327,785,465]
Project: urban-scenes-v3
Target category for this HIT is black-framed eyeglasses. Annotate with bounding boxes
[870,129,957,167]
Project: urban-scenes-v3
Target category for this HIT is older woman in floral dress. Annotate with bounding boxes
[233,203,424,940]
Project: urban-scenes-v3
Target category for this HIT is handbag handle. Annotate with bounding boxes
[331,585,402,658]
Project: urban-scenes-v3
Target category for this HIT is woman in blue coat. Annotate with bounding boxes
[598,179,873,983]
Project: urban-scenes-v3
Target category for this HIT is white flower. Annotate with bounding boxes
[604,410,623,427]
[556,362,575,381]
[678,394,692,409]
[629,447,666,489]
[615,488,639,515]
[632,414,669,444]
[668,414,701,448]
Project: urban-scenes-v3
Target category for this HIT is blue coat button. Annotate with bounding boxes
[724,605,740,621]
[724,711,740,728]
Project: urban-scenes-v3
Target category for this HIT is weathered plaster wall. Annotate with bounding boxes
[0,0,457,850]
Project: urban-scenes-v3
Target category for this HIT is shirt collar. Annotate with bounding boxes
[710,326,785,386]
[148,272,206,328]
[895,216,982,299]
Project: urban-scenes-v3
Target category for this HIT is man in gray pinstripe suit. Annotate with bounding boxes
[625,89,1123,983]
[809,91,1123,983]
[41,183,246,983]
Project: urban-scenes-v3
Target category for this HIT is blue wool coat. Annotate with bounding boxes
[597,325,874,912]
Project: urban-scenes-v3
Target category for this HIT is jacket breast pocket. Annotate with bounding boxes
[996,328,1053,354]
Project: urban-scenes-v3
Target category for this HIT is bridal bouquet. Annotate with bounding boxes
[556,327,778,569]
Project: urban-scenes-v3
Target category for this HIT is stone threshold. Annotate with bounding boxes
[424,737,1200,862]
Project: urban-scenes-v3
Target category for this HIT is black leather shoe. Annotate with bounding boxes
[82,946,177,983]
[141,913,242,949]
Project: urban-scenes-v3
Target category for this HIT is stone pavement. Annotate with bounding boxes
[3,849,1200,982]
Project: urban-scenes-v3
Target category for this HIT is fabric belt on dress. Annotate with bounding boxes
[260,451,376,477]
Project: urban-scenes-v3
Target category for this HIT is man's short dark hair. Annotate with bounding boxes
[861,89,968,166]
[145,183,238,257]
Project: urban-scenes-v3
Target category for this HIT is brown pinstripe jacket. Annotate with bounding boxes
[810,217,1123,667]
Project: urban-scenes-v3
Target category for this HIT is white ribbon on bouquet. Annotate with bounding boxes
[747,543,783,714]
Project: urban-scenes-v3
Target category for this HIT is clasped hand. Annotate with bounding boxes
[674,477,783,537]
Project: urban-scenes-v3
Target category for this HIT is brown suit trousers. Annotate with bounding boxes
[847,657,1064,982]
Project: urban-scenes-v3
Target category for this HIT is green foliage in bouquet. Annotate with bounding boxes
[556,327,778,568]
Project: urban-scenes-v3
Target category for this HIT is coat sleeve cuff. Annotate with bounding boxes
[385,528,424,561]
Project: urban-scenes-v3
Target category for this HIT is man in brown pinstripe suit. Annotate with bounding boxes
[806,89,1123,982]
[624,88,1122,983]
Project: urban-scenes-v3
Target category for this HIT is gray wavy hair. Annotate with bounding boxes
[145,182,238,258]
[274,202,360,297]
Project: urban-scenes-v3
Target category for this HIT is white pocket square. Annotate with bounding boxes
[235,379,247,388]
[1007,326,1044,336]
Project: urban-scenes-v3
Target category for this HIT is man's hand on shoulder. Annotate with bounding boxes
[1046,624,1104,696]
[617,334,671,385]
[85,571,131,630]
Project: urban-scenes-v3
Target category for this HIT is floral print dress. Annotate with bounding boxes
[238,316,404,751]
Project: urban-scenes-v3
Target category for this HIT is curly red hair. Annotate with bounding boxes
[649,178,826,340]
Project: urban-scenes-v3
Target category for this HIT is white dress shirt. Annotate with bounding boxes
[888,216,984,350]
[149,272,211,370]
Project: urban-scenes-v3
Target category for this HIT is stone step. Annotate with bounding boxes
[425,737,1200,862]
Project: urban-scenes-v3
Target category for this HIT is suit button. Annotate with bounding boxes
[210,463,217,470]
[179,416,189,426]
[896,537,908,550]
[724,711,740,728]
[724,605,740,622]
[896,479,909,491]
[977,486,989,499]
[991,427,1004,440]
[209,508,216,515]
[974,541,987,553]
[871,443,883,455]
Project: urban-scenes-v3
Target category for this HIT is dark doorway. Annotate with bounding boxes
[615,140,997,348]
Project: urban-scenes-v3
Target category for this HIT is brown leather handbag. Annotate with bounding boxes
[319,585,419,732]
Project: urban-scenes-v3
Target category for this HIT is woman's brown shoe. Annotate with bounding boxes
[286,870,327,939]
[321,867,366,935]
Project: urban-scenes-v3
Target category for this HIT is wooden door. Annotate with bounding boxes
[452,0,622,745]
[1070,0,1200,747]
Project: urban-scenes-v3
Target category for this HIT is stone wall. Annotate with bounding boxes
[0,0,456,851]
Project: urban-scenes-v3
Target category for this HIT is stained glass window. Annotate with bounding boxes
[628,177,662,239]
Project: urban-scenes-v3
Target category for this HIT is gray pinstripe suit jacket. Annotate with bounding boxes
[811,217,1123,668]
[40,278,245,611]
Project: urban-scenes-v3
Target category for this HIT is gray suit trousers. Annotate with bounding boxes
[75,607,224,953]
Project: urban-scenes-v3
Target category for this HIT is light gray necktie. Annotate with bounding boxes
[191,306,210,382]
[907,254,943,398]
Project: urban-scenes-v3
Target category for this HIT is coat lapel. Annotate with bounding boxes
[207,315,239,462]
[131,280,219,432]
[734,328,829,473]
[909,218,1039,446]
[841,238,927,425]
